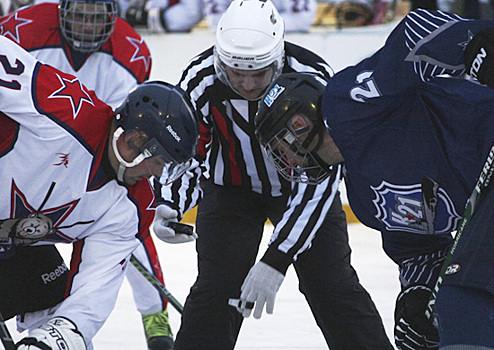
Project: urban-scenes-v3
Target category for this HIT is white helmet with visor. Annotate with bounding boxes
[214,0,285,100]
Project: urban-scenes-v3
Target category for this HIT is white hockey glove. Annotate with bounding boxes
[237,261,284,319]
[152,205,197,244]
[15,317,86,350]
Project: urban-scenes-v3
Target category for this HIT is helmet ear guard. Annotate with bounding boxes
[254,72,331,185]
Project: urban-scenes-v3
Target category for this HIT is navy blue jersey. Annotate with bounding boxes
[321,10,494,267]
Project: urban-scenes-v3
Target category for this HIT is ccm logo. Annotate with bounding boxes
[469,47,487,79]
[444,264,461,275]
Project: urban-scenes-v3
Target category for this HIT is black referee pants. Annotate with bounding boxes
[174,181,392,349]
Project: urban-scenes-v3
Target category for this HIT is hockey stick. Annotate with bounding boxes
[129,254,184,314]
[425,142,494,321]
[0,311,15,350]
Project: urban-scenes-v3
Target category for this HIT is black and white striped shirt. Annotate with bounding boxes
[160,42,343,265]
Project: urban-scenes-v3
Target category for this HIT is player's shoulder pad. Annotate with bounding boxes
[103,18,152,83]
[0,3,61,50]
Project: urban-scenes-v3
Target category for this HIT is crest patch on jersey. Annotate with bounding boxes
[10,180,80,243]
[371,180,461,234]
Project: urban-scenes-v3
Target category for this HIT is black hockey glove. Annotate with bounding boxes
[394,285,439,350]
[465,28,494,88]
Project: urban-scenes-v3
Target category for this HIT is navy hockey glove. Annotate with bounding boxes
[394,285,439,350]
[465,28,494,88]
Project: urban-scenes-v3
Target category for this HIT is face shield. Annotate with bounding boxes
[262,111,330,185]
[214,46,283,101]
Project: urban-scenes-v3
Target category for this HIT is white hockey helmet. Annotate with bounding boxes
[214,0,286,100]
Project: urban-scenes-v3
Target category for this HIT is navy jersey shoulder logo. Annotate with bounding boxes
[371,180,461,234]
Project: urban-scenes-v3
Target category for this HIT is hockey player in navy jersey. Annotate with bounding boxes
[0,35,199,349]
[255,9,494,350]
[0,1,179,348]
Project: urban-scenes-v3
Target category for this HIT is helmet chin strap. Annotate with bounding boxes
[112,127,149,182]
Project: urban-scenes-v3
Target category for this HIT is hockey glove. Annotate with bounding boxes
[152,205,197,244]
[15,317,86,350]
[238,261,284,319]
[465,28,494,88]
[394,285,439,350]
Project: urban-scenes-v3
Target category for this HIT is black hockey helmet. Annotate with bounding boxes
[59,0,118,53]
[254,72,330,184]
[114,81,199,185]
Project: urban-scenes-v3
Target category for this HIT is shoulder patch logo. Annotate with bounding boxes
[48,74,94,120]
[371,180,461,234]
[127,36,151,73]
[0,13,33,44]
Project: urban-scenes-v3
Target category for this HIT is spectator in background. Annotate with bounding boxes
[203,0,318,32]
[125,0,318,33]
[316,0,394,27]
[124,0,204,32]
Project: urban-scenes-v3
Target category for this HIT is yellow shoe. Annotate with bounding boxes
[142,309,174,350]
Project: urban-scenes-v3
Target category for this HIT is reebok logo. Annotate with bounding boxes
[469,47,487,79]
[41,263,68,284]
[166,125,181,142]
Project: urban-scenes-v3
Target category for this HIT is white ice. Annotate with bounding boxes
[6,20,403,349]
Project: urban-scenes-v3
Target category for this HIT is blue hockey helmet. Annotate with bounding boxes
[113,81,199,185]
[59,0,118,53]
[255,72,330,184]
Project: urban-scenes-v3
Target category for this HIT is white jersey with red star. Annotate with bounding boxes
[0,3,152,109]
[0,35,156,346]
[0,2,171,320]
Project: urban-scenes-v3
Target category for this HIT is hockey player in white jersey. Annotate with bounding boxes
[0,35,199,349]
[0,1,181,348]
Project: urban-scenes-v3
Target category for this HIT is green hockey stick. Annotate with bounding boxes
[425,142,494,321]
[129,254,184,314]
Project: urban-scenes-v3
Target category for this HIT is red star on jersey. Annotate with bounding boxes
[127,36,151,72]
[48,73,95,120]
[0,13,33,44]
